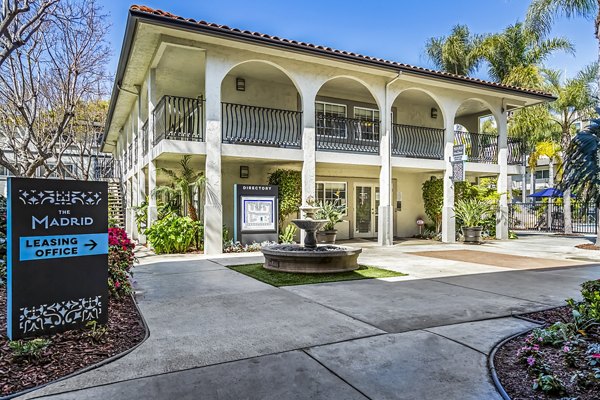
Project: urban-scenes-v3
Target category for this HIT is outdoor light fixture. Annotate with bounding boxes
[240,165,249,178]
[430,107,438,119]
[236,77,246,91]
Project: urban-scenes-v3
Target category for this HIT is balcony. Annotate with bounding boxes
[127,143,133,167]
[392,124,444,159]
[153,95,203,145]
[141,119,148,156]
[221,102,302,148]
[507,137,526,166]
[316,114,380,154]
[454,131,498,164]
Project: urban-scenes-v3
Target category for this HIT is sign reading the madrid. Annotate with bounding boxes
[7,178,109,340]
[234,184,279,245]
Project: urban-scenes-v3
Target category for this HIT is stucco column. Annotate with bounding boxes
[378,95,393,246]
[131,173,139,240]
[441,114,456,243]
[146,68,157,228]
[301,91,317,205]
[496,110,509,239]
[203,56,224,255]
[138,167,147,244]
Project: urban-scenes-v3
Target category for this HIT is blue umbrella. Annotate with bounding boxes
[527,188,567,198]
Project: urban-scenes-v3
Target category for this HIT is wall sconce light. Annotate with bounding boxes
[236,77,246,91]
[240,165,249,179]
[430,107,438,119]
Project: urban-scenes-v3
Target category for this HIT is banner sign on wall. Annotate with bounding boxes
[234,184,278,245]
[7,178,109,340]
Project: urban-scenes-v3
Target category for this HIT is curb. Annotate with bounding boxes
[488,318,543,400]
[1,294,150,400]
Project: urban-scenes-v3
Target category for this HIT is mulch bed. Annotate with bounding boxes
[494,306,600,400]
[0,286,146,397]
[576,243,600,251]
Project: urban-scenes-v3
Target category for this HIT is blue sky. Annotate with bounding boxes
[102,0,597,80]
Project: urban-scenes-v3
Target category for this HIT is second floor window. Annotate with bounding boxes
[354,107,380,141]
[316,102,347,138]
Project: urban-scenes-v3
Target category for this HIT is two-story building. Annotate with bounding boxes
[102,5,555,254]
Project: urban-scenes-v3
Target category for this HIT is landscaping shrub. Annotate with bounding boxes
[268,169,301,231]
[8,339,51,361]
[223,240,276,253]
[108,227,136,299]
[145,213,202,254]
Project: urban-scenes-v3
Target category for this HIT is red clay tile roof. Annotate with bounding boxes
[129,5,553,99]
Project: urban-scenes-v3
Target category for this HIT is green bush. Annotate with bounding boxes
[268,169,301,231]
[567,279,600,324]
[279,224,297,244]
[9,339,51,361]
[145,214,203,254]
[108,227,136,299]
[453,198,496,228]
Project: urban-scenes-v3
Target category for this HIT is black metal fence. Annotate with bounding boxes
[153,95,203,144]
[93,156,121,181]
[316,114,380,154]
[221,102,302,148]
[507,137,526,166]
[509,201,598,234]
[391,123,444,159]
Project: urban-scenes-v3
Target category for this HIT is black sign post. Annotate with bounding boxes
[7,178,109,340]
[233,184,279,245]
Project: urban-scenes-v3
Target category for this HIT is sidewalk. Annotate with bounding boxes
[19,235,600,399]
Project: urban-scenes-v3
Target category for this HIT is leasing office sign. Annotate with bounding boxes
[7,178,109,339]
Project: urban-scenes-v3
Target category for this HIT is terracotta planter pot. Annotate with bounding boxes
[317,230,337,244]
[462,226,483,244]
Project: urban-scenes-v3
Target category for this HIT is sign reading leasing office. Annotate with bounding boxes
[7,178,109,340]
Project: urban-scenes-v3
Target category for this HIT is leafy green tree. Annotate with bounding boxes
[154,155,205,221]
[558,112,600,245]
[477,22,573,86]
[425,24,484,76]
[543,64,599,233]
[526,0,598,41]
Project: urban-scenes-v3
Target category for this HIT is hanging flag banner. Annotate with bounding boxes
[6,178,109,340]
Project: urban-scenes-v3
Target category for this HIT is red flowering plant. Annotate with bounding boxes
[108,227,136,299]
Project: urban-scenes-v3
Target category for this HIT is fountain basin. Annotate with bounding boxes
[262,244,362,274]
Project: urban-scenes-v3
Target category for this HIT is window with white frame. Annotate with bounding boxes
[316,102,347,138]
[354,107,380,141]
[316,181,347,215]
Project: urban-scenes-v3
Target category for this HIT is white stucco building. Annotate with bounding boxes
[102,6,555,254]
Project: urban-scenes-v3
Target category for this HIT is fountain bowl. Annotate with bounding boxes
[262,244,362,274]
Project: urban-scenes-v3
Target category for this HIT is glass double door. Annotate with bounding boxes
[354,184,379,238]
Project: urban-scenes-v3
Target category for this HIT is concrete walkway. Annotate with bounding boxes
[19,235,600,400]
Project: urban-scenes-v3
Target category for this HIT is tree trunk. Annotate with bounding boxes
[563,190,572,234]
[548,161,554,231]
[522,170,527,203]
[596,213,600,246]
[530,169,535,202]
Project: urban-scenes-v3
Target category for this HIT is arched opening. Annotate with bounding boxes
[315,77,380,154]
[454,99,498,163]
[391,89,445,159]
[220,61,302,148]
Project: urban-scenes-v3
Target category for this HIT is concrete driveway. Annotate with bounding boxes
[19,235,600,400]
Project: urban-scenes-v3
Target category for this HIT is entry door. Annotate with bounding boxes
[354,184,379,238]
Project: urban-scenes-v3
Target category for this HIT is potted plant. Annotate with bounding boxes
[316,200,346,244]
[453,198,495,244]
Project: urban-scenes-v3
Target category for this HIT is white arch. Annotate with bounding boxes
[316,75,382,111]
[220,59,304,103]
[392,87,447,125]
[454,97,500,124]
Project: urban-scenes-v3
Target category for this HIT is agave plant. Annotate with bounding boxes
[315,200,346,231]
[558,111,600,245]
[453,198,495,228]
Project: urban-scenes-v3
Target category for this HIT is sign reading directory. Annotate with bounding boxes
[7,178,109,340]
[233,184,278,245]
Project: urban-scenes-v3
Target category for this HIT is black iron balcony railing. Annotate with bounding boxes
[454,131,498,163]
[153,95,203,145]
[507,137,526,165]
[94,156,121,180]
[128,143,133,167]
[221,102,302,148]
[392,124,444,159]
[316,114,380,154]
[133,138,138,165]
[122,149,128,171]
[141,119,149,156]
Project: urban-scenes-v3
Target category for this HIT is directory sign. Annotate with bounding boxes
[7,178,109,339]
[234,184,278,245]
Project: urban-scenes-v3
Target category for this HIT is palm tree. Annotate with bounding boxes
[154,155,205,221]
[425,25,484,76]
[477,22,574,86]
[543,64,599,233]
[558,111,600,245]
[526,0,598,46]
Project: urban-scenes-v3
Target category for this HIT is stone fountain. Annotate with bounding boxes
[261,203,361,273]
